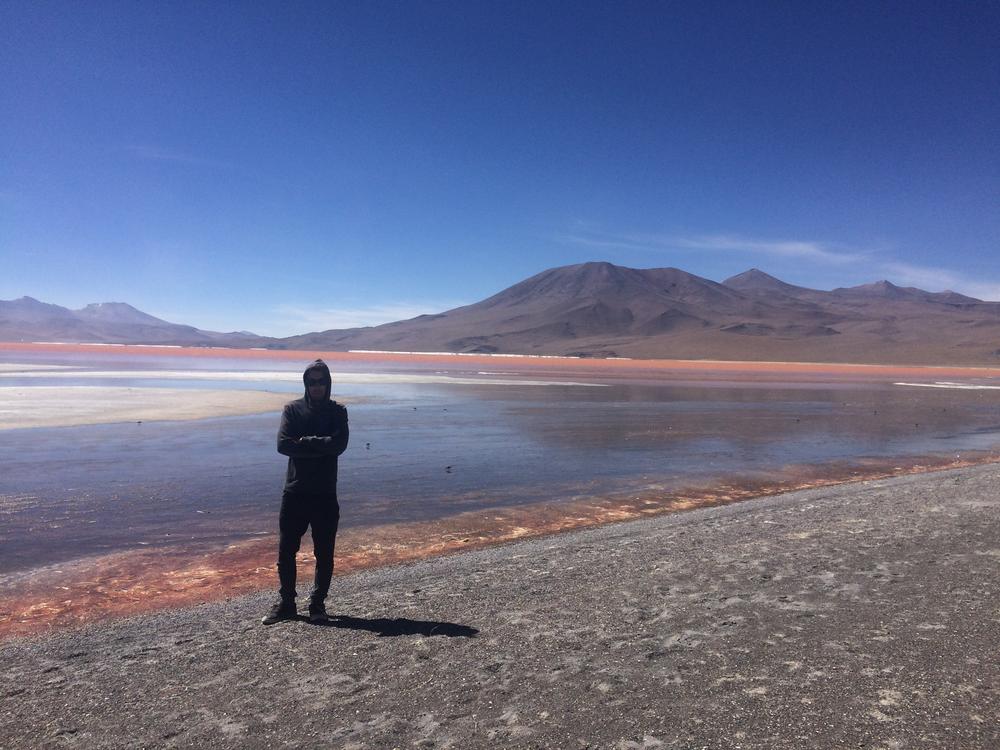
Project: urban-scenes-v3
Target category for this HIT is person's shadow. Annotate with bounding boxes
[320,614,478,638]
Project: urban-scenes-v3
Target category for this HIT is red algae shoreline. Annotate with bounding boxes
[2,449,997,642]
[5,341,1000,380]
[4,341,1000,641]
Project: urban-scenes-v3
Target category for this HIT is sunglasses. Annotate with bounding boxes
[305,377,326,386]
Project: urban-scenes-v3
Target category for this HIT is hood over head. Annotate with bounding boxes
[303,359,332,404]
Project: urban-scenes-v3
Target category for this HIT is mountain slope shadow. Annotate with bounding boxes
[324,615,478,638]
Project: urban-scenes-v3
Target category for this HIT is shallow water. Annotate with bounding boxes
[3,347,1000,580]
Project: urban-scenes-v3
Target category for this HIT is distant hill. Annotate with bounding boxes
[0,297,269,347]
[279,262,1000,365]
[4,262,1000,364]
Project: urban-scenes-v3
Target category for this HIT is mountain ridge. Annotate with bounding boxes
[4,262,1000,365]
[0,297,265,346]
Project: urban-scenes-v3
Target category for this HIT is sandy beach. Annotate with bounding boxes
[2,463,998,749]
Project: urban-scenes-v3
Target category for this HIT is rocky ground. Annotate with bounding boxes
[2,464,999,749]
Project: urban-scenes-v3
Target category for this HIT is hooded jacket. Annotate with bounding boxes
[277,359,349,494]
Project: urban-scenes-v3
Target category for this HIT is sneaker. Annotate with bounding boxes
[307,600,329,624]
[261,600,297,625]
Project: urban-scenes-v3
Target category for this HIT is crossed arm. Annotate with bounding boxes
[277,409,350,458]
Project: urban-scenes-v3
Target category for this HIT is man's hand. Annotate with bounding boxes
[294,432,340,444]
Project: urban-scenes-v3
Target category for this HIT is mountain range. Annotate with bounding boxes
[0,298,261,347]
[4,262,1000,365]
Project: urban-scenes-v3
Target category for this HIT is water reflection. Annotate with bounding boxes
[2,345,1000,637]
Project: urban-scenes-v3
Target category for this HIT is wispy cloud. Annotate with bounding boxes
[123,145,234,169]
[558,226,1000,300]
[558,228,864,264]
[879,261,1000,301]
[270,300,468,337]
[669,234,864,265]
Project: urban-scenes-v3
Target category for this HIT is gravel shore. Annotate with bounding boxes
[2,464,999,749]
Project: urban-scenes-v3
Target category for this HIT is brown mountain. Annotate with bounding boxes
[0,297,267,347]
[283,262,753,356]
[280,262,1000,365]
[721,268,819,298]
[5,263,1000,364]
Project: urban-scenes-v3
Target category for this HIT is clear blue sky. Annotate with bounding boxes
[2,1,998,336]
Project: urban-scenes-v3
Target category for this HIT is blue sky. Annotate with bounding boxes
[2,1,998,337]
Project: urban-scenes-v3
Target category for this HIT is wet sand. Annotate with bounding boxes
[1,463,997,749]
[2,451,997,641]
[0,386,292,430]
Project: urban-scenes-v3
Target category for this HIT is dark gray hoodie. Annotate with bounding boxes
[276,359,349,494]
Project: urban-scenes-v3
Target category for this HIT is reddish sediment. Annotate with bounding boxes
[5,341,1000,381]
[2,450,997,642]
[4,341,999,640]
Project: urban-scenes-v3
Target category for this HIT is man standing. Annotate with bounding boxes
[263,359,349,625]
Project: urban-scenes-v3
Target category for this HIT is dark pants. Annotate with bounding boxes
[277,491,340,604]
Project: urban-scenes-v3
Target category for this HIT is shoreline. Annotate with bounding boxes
[5,340,1000,378]
[3,449,998,642]
[2,462,998,748]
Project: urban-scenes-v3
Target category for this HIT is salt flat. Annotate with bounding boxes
[0,368,605,388]
[0,386,292,429]
[0,364,81,372]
